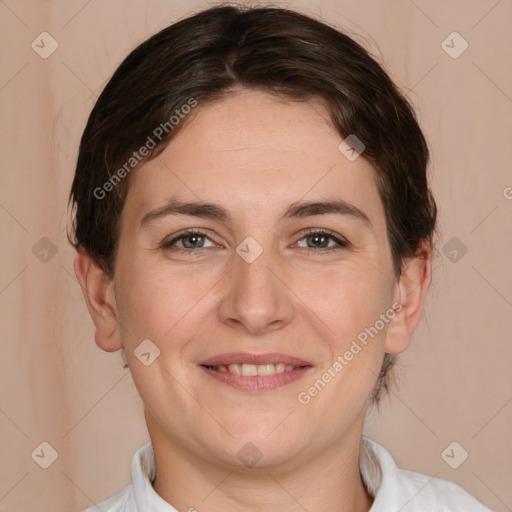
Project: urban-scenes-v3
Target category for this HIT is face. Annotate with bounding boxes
[108,89,402,469]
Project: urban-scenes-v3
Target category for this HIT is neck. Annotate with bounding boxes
[148,415,374,512]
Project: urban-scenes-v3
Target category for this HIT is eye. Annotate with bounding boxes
[161,229,216,251]
[295,229,349,253]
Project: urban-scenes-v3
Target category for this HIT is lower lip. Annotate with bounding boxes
[199,365,313,392]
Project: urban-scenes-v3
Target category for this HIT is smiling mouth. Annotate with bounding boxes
[201,362,310,376]
[198,363,313,392]
[197,352,314,391]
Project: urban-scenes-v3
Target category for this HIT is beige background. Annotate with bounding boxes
[0,1,511,511]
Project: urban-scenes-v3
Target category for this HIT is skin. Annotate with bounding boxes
[75,89,431,512]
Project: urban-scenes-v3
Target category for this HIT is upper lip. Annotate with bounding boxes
[198,352,313,367]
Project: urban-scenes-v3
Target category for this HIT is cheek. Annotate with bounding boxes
[115,262,191,344]
[115,257,224,359]
[298,268,393,416]
[295,261,394,349]
[294,263,394,410]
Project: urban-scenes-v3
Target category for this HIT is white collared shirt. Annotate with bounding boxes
[83,436,491,511]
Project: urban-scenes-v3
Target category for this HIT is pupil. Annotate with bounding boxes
[185,234,203,248]
[310,234,327,248]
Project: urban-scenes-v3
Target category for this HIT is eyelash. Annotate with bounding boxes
[160,228,350,255]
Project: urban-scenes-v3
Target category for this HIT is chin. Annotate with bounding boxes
[213,429,306,471]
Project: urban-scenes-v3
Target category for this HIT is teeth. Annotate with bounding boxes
[242,364,258,376]
[213,363,298,375]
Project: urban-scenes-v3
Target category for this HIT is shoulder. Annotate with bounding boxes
[362,437,492,511]
[393,467,492,511]
[81,443,149,511]
[81,443,176,512]
[82,484,135,512]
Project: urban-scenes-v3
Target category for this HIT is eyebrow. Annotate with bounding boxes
[140,198,372,228]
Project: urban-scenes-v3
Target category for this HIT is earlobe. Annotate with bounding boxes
[73,249,123,352]
[385,241,432,354]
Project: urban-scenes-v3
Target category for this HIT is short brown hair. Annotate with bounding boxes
[69,5,437,407]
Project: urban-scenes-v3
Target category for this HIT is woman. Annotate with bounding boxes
[69,5,491,511]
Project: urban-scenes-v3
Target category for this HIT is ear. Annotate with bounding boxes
[385,240,432,354]
[73,248,122,352]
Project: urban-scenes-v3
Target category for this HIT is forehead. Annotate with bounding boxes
[124,90,385,228]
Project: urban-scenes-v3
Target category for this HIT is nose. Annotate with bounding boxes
[217,245,295,335]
